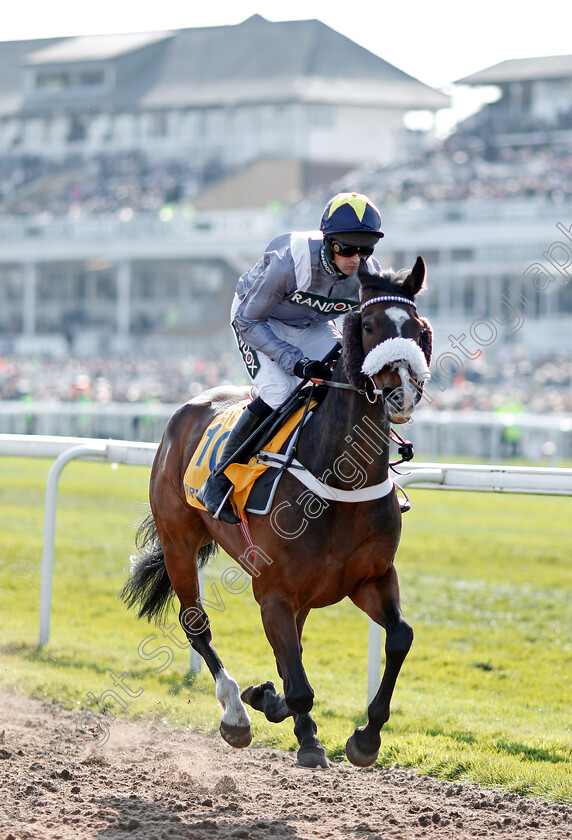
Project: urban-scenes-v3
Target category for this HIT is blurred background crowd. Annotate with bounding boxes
[3,141,572,221]
[1,350,571,413]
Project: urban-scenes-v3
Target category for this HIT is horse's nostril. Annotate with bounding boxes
[383,386,405,411]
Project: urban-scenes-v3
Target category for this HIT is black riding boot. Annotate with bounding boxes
[196,403,267,524]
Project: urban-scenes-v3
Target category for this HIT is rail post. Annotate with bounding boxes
[38,443,108,646]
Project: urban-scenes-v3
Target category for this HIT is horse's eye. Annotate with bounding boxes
[363,323,373,334]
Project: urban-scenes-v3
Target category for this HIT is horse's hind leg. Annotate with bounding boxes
[154,503,252,748]
[241,680,291,723]
[178,600,252,748]
[346,565,413,767]
[241,681,328,768]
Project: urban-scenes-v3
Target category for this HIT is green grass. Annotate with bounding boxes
[0,456,571,801]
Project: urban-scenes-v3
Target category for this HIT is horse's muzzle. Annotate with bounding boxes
[362,338,430,423]
[377,364,424,424]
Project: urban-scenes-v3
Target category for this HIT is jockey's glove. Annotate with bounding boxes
[293,357,333,381]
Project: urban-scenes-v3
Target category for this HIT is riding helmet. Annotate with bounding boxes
[320,192,384,241]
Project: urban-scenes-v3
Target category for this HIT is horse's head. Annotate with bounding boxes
[342,256,433,423]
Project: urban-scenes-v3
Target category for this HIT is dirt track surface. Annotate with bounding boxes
[1,688,571,840]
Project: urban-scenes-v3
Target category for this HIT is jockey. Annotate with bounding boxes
[197,192,385,523]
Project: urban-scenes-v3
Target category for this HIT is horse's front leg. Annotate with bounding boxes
[242,608,329,768]
[258,595,314,714]
[346,564,413,767]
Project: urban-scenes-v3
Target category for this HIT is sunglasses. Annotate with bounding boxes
[331,241,375,258]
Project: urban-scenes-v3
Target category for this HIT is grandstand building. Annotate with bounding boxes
[0,23,571,363]
[0,16,451,356]
[0,16,447,186]
[456,54,572,147]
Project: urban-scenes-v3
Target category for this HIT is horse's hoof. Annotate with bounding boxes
[345,732,379,767]
[240,684,256,706]
[219,721,252,749]
[297,746,330,769]
[241,681,275,708]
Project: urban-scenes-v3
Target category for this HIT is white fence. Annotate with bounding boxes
[1,403,572,462]
[2,434,572,703]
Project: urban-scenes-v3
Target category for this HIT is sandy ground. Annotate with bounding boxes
[1,688,571,840]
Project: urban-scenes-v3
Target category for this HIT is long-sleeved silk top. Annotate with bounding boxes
[233,230,383,373]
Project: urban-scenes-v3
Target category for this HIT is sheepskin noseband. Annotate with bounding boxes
[362,337,430,380]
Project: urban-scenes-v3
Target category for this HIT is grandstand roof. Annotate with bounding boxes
[22,31,173,63]
[457,54,572,85]
[0,37,62,113]
[0,15,448,116]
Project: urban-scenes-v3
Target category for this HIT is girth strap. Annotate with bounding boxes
[257,452,393,502]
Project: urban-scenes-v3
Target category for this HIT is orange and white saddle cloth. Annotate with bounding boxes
[183,400,315,517]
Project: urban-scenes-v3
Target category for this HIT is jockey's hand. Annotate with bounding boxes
[293,357,333,381]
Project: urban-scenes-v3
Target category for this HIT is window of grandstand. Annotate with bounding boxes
[387,251,406,268]
[462,276,477,311]
[37,269,76,301]
[558,279,572,312]
[67,116,90,142]
[34,68,108,92]
[452,248,474,261]
[310,105,334,127]
[147,112,168,138]
[422,250,440,265]
[0,268,22,302]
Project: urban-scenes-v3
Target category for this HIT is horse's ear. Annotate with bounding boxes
[357,257,374,284]
[404,256,426,297]
[357,257,378,294]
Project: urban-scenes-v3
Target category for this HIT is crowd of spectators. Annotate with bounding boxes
[329,142,572,210]
[3,105,572,223]
[0,352,247,405]
[453,102,572,142]
[315,102,572,211]
[0,151,219,219]
[1,102,571,423]
[423,354,572,414]
[0,352,570,414]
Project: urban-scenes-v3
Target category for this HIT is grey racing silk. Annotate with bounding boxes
[233,230,383,374]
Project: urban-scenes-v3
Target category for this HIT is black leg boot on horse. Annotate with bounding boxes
[196,397,272,523]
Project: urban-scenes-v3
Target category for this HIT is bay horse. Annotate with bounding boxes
[121,257,432,769]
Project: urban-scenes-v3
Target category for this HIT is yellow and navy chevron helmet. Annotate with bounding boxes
[320,192,384,239]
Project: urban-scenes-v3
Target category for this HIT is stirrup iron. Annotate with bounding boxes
[212,484,235,522]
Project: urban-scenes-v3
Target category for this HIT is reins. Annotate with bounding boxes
[308,373,394,401]
[306,380,415,470]
[230,297,422,515]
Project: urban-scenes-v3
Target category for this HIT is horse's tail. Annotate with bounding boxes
[119,510,219,623]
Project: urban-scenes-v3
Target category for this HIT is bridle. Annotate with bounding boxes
[302,293,425,468]
[311,293,425,402]
[360,294,417,312]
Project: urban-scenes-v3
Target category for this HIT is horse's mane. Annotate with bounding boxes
[342,268,432,391]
